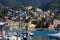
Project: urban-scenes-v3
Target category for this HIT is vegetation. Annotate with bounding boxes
[32,19,50,28]
[0,8,8,21]
[22,4,29,7]
[32,7,36,12]
[53,13,60,19]
[12,6,20,11]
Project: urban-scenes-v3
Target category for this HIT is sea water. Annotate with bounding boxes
[32,30,58,40]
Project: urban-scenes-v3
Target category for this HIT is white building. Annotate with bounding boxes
[25,6,32,10]
[54,19,60,25]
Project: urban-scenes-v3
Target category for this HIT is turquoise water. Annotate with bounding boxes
[5,30,58,40]
[32,30,58,37]
[32,30,58,40]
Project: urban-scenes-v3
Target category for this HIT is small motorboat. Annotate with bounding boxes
[6,32,21,40]
[28,32,34,36]
[48,32,60,39]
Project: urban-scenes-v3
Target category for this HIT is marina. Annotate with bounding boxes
[0,22,59,40]
[0,0,60,40]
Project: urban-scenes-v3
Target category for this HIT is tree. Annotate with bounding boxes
[32,19,44,28]
[53,13,60,19]
[0,7,7,21]
[32,19,50,28]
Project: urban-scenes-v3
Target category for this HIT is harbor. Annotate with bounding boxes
[0,0,60,40]
[0,22,60,40]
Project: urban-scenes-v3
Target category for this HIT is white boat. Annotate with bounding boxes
[0,22,21,40]
[28,32,34,36]
[6,32,21,40]
[5,35,17,40]
[0,35,21,40]
[48,32,60,38]
[0,32,21,40]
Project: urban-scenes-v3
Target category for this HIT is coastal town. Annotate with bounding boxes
[0,5,60,31]
[0,0,60,40]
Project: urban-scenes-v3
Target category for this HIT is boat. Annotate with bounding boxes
[28,31,34,36]
[0,32,21,40]
[0,22,21,40]
[48,32,60,39]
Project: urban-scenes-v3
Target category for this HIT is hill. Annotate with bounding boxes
[0,0,53,8]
